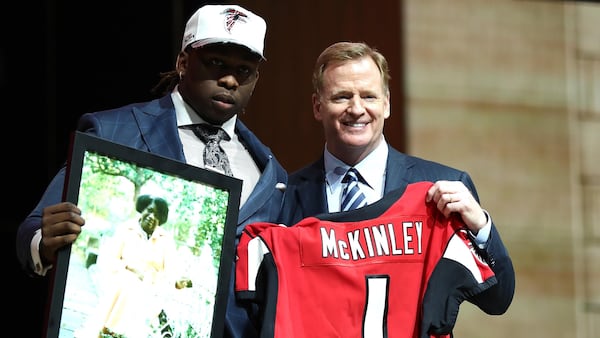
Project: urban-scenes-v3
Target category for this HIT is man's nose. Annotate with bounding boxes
[347,97,366,114]
[218,74,240,90]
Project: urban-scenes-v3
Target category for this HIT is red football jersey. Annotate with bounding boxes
[236,181,496,338]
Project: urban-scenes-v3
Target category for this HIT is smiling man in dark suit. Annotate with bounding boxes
[279,41,515,322]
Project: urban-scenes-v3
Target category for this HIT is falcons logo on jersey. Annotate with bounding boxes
[223,8,248,33]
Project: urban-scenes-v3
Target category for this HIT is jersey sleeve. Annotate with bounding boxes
[235,222,274,301]
[235,222,282,338]
[420,227,498,337]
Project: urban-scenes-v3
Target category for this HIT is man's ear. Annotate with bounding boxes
[384,90,391,118]
[312,93,322,121]
[176,51,188,74]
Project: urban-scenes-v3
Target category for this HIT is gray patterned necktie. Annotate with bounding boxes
[192,124,233,176]
[341,168,367,211]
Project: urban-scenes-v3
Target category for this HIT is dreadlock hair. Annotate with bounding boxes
[151,70,179,97]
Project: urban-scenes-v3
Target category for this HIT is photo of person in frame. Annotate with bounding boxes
[53,146,238,338]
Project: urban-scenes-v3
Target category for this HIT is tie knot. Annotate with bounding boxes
[342,168,361,184]
[340,168,366,211]
[193,124,230,143]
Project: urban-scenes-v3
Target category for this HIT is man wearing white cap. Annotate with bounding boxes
[16,4,286,338]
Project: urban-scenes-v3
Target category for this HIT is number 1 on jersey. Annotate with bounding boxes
[363,275,390,338]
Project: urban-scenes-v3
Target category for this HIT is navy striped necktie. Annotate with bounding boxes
[341,168,367,211]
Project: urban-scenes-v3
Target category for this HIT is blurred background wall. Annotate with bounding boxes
[4,0,598,337]
[403,2,599,338]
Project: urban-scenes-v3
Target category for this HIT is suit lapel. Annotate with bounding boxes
[237,159,277,226]
[132,95,186,162]
[296,159,328,217]
[384,147,411,194]
[235,120,275,225]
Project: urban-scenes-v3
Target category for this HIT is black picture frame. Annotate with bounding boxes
[44,131,242,338]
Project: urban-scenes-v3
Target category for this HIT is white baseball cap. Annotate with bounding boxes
[181,4,266,59]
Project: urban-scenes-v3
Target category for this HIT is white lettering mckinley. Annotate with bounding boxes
[320,221,423,260]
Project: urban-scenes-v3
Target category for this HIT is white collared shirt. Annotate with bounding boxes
[322,135,490,247]
[172,87,260,207]
[324,135,388,213]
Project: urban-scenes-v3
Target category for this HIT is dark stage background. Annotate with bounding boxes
[4,1,404,336]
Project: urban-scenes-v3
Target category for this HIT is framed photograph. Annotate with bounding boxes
[45,131,242,338]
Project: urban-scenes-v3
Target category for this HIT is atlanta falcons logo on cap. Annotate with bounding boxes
[223,8,248,33]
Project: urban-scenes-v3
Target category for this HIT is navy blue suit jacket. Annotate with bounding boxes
[279,145,515,316]
[16,94,287,338]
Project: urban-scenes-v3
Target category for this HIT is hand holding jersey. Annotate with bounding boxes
[426,180,489,235]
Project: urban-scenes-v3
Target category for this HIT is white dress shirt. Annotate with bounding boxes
[172,86,260,207]
[322,135,490,247]
[324,135,388,213]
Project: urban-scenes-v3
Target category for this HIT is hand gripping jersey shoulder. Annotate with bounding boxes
[236,181,497,338]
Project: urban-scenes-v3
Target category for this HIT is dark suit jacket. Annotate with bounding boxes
[16,94,287,338]
[279,145,515,316]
